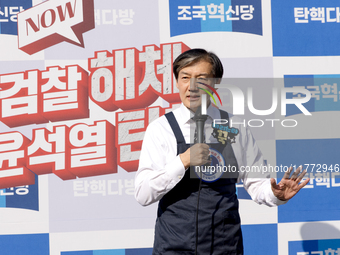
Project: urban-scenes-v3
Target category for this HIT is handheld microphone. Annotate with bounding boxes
[193,108,208,143]
[193,94,208,143]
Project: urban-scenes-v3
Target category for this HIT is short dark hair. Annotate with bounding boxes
[173,48,224,80]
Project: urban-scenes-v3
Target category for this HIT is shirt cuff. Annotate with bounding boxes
[269,188,288,206]
[165,155,186,184]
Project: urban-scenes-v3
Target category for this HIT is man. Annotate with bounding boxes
[135,49,309,254]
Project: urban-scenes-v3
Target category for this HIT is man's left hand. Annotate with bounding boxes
[270,166,310,201]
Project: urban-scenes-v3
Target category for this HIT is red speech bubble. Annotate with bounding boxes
[17,0,94,55]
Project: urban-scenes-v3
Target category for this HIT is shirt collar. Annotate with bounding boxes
[178,103,220,125]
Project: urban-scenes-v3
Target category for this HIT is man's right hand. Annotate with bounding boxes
[179,143,211,169]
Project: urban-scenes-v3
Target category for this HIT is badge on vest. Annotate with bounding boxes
[211,123,239,146]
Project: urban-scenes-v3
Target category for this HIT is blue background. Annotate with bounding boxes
[0,0,32,35]
[272,0,340,56]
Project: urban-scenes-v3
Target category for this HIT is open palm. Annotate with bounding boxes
[271,166,310,201]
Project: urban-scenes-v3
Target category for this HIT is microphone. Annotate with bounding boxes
[193,103,208,144]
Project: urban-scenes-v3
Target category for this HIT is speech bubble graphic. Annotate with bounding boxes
[17,0,94,55]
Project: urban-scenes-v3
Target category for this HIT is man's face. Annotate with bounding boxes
[176,60,214,113]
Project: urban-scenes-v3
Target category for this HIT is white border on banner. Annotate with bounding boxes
[49,229,154,255]
[277,221,340,255]
[158,0,273,58]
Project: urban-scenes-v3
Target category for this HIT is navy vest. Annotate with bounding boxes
[152,110,243,255]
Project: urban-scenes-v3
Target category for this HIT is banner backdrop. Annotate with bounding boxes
[0,0,340,254]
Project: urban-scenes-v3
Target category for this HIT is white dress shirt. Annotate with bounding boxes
[135,103,286,207]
